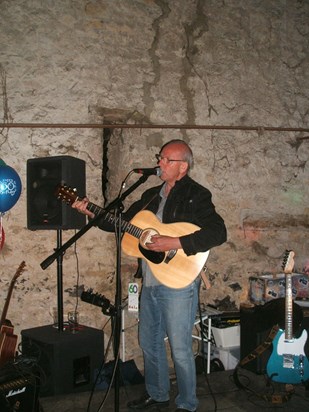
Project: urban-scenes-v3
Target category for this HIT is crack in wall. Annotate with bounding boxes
[181,0,217,122]
[0,64,12,144]
[102,127,111,206]
[143,0,171,121]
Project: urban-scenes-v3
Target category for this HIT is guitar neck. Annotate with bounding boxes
[285,273,293,340]
[86,201,142,240]
[0,261,25,327]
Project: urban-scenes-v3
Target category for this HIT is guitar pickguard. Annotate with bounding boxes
[138,227,177,265]
[138,244,165,264]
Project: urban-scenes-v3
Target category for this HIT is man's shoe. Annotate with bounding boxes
[175,409,196,412]
[127,393,169,410]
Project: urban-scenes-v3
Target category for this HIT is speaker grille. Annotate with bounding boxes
[27,156,86,230]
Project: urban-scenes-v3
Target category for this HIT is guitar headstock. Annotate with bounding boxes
[55,184,79,205]
[282,250,295,274]
[81,289,111,308]
[12,261,26,283]
[81,289,115,315]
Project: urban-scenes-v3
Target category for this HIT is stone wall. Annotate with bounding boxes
[0,0,308,365]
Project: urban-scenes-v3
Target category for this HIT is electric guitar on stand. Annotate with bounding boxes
[0,261,26,367]
[266,250,309,384]
[55,185,209,289]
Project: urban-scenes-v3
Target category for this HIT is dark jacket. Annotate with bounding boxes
[114,174,227,256]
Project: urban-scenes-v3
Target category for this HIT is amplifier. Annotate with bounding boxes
[0,365,39,412]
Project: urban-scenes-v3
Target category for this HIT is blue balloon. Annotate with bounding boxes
[0,165,22,213]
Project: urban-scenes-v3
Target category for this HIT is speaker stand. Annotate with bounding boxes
[56,229,64,331]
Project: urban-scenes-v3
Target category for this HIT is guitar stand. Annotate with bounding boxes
[47,228,75,332]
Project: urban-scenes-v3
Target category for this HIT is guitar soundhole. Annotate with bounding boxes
[139,228,158,250]
[138,244,165,264]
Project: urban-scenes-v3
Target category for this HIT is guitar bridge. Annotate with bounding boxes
[283,354,294,369]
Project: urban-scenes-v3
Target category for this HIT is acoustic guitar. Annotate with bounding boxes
[0,261,26,366]
[266,251,309,384]
[55,184,209,289]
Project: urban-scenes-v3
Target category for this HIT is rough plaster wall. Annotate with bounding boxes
[0,0,308,365]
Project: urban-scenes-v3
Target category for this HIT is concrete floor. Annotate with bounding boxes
[1,324,309,412]
[38,366,309,412]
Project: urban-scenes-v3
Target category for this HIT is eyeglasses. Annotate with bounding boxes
[155,154,185,164]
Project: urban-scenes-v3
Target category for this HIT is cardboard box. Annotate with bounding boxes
[213,346,240,370]
[211,325,240,349]
[198,313,240,349]
[249,272,309,304]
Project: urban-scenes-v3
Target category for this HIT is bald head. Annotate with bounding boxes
[161,140,194,171]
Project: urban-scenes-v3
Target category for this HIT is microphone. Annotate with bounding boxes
[133,167,161,176]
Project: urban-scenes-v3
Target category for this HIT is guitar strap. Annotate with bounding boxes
[238,324,279,367]
[200,267,211,289]
[233,324,294,404]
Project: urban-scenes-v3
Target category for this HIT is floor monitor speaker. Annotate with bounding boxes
[27,156,86,230]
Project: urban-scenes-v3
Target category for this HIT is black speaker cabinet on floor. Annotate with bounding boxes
[240,305,271,374]
[27,156,86,230]
[21,325,104,396]
[240,303,309,374]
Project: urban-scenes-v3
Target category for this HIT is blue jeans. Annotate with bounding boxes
[139,278,200,411]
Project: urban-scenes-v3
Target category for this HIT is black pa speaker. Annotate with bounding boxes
[21,325,104,396]
[27,156,86,230]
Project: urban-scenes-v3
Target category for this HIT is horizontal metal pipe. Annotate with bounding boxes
[0,122,308,132]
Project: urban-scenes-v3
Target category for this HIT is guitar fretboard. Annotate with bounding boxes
[86,201,143,240]
[285,273,293,341]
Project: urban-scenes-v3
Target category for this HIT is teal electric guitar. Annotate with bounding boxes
[266,250,309,384]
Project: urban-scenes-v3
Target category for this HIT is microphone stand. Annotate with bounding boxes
[56,229,64,332]
[41,173,152,412]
